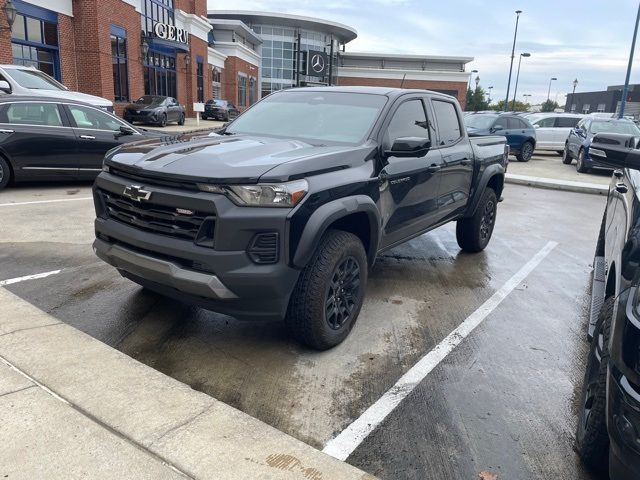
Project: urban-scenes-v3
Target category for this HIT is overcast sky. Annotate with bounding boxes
[208,0,640,105]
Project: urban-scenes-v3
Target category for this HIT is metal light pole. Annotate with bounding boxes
[487,86,494,103]
[511,52,530,110]
[475,75,480,88]
[547,77,557,101]
[468,69,478,89]
[620,2,640,118]
[504,10,523,110]
[570,78,578,112]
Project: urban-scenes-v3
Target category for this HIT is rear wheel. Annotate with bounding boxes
[224,112,230,122]
[577,148,590,173]
[516,141,533,162]
[575,296,612,471]
[562,144,573,164]
[286,230,367,350]
[0,157,10,191]
[456,188,497,253]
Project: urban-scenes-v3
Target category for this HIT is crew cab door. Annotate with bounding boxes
[378,97,443,248]
[429,98,473,219]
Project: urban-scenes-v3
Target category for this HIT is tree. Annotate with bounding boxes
[465,85,490,112]
[490,99,530,112]
[541,99,560,112]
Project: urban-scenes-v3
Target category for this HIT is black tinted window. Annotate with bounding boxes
[556,117,581,128]
[386,99,428,146]
[432,100,461,145]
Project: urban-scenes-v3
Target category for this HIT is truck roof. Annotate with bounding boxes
[290,86,457,100]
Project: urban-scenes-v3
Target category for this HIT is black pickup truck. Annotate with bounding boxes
[92,87,508,349]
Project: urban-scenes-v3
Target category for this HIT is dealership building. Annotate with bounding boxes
[0,1,473,116]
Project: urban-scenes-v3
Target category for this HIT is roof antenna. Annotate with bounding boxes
[400,73,406,88]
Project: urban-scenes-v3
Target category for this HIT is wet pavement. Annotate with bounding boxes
[0,181,607,479]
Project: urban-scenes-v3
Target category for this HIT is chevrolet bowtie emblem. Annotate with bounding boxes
[122,185,152,202]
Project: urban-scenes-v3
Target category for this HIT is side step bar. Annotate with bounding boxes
[588,256,606,340]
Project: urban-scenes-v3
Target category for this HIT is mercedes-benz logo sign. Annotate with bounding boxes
[311,54,325,74]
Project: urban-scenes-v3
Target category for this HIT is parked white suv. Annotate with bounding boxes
[527,112,585,154]
[0,65,113,112]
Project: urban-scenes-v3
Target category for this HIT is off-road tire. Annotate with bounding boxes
[456,188,498,253]
[0,156,10,190]
[577,148,589,173]
[516,141,533,162]
[286,230,367,350]
[575,296,613,470]
[562,144,573,164]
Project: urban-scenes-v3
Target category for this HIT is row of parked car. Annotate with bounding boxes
[464,110,640,173]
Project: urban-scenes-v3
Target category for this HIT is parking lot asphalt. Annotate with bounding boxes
[0,181,606,479]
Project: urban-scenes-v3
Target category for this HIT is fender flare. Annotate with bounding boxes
[464,164,505,217]
[292,195,381,268]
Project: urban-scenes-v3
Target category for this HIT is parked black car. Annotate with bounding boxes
[0,96,163,190]
[123,95,185,127]
[465,112,537,162]
[575,132,640,479]
[202,99,239,121]
[93,87,508,349]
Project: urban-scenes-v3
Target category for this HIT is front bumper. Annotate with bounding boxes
[124,111,159,123]
[92,172,301,320]
[608,368,640,480]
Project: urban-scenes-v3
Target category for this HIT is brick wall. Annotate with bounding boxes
[221,56,259,111]
[175,0,207,17]
[336,76,468,110]
[181,36,210,116]
[0,0,12,64]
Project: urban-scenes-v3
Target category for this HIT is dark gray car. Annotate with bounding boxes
[123,95,185,127]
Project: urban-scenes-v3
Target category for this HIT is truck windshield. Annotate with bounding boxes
[4,68,67,90]
[226,91,388,145]
[464,114,498,130]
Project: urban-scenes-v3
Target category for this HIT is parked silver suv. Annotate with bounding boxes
[0,65,113,112]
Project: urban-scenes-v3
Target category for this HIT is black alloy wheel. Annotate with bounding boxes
[159,113,167,127]
[479,198,496,242]
[577,149,589,173]
[517,141,533,162]
[0,157,10,190]
[325,256,361,330]
[178,113,185,126]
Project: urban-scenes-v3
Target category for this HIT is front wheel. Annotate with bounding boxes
[556,150,564,156]
[286,230,367,350]
[158,114,167,127]
[516,141,533,162]
[0,157,10,191]
[562,144,573,164]
[577,148,590,173]
[178,113,185,126]
[456,188,498,253]
[575,296,612,470]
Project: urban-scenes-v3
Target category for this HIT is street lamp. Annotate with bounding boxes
[3,0,17,30]
[523,93,532,104]
[511,52,531,110]
[620,3,640,118]
[468,69,478,89]
[487,86,494,103]
[572,78,578,95]
[547,77,557,101]
[504,10,523,110]
[475,75,480,88]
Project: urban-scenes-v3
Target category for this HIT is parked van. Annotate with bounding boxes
[526,112,585,154]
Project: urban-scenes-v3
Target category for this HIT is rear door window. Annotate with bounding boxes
[506,117,521,129]
[535,117,555,128]
[4,102,63,126]
[432,99,462,146]
[493,117,508,130]
[556,117,582,128]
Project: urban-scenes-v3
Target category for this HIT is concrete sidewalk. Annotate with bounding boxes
[0,288,374,480]
[505,152,610,195]
[145,117,225,134]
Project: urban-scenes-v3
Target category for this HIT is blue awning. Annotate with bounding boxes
[146,37,190,54]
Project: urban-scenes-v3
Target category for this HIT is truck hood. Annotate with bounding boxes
[106,134,373,184]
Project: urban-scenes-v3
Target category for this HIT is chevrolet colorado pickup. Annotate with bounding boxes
[575,132,640,479]
[92,87,508,349]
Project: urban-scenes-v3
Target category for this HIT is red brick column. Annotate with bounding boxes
[0,0,12,64]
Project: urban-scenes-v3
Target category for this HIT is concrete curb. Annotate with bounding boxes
[505,173,609,195]
[0,288,375,480]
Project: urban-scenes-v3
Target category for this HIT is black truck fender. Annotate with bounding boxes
[292,195,381,269]
[463,164,505,218]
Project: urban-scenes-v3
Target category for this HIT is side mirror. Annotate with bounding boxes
[384,137,431,159]
[119,125,136,136]
[490,125,504,133]
[534,124,540,129]
[0,80,11,94]
[574,128,584,136]
[590,133,640,170]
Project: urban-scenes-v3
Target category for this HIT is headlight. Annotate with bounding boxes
[197,180,308,207]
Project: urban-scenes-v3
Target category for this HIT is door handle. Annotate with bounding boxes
[0,129,14,133]
[613,169,624,178]
[80,135,95,140]
[460,158,470,166]
[616,182,628,194]
[426,165,441,173]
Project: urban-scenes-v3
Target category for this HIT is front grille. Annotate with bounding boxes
[102,190,211,241]
[109,167,199,191]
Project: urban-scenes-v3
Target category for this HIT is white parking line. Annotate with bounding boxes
[0,270,62,287]
[322,241,558,461]
[0,197,92,207]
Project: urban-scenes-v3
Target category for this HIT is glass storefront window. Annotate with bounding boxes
[144,51,176,98]
[238,75,247,107]
[111,33,129,102]
[11,10,60,80]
